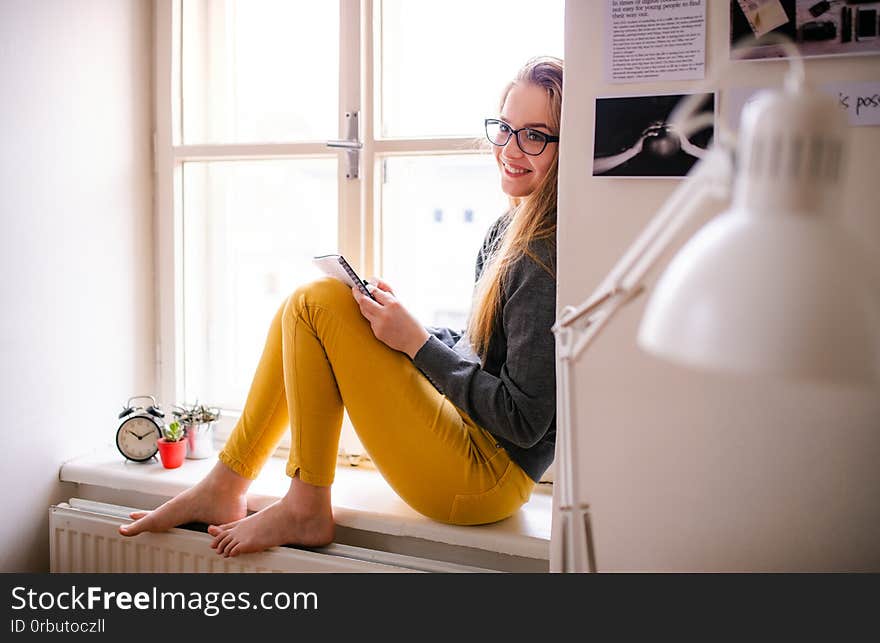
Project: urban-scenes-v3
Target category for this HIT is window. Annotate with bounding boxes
[155,0,564,458]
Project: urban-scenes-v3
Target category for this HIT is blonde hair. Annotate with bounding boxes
[466,56,563,361]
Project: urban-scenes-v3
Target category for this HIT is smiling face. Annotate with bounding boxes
[494,81,557,199]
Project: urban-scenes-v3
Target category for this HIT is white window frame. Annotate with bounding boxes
[153,0,491,457]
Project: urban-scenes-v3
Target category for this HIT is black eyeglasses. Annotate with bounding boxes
[485,118,559,156]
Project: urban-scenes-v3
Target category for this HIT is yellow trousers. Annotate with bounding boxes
[218,277,534,525]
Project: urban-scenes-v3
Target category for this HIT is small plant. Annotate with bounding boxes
[172,401,221,427]
[163,420,185,443]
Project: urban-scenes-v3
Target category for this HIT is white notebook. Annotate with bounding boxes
[312,254,376,300]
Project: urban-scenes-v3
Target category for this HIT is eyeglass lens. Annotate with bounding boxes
[486,120,548,156]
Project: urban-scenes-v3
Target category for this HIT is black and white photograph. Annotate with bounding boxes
[730,0,880,60]
[592,92,716,178]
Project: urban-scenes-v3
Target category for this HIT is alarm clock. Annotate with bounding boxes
[116,395,165,462]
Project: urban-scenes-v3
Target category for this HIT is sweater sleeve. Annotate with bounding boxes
[425,326,463,349]
[412,250,557,448]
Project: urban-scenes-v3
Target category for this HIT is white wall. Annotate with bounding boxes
[557,2,880,571]
[0,0,154,572]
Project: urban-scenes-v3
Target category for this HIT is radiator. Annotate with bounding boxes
[50,499,493,573]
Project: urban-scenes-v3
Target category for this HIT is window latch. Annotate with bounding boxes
[326,111,362,180]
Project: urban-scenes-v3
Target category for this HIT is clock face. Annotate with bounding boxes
[117,416,161,462]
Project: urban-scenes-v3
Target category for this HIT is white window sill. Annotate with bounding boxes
[60,445,551,563]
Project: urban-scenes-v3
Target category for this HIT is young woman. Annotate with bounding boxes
[119,56,563,558]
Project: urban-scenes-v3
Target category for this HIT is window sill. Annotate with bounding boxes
[60,445,551,563]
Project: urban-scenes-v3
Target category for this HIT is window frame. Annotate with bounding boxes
[153,0,490,449]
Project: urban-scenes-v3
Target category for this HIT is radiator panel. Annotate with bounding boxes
[50,500,495,573]
[50,503,417,572]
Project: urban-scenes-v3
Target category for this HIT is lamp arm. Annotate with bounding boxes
[613,146,732,297]
[550,145,732,573]
[554,144,732,361]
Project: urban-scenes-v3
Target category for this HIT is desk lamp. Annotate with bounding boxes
[551,41,880,572]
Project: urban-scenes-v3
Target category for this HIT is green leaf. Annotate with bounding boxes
[164,420,184,442]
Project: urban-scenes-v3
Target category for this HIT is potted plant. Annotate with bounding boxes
[172,401,221,460]
[157,421,187,469]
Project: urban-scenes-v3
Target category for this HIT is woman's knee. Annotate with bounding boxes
[284,277,357,324]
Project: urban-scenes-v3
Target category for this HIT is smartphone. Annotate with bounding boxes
[856,8,877,40]
[338,255,376,300]
[312,254,377,301]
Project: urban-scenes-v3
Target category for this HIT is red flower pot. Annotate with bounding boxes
[157,438,187,469]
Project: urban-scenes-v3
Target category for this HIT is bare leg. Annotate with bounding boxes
[118,461,250,537]
[120,295,292,539]
[206,473,334,557]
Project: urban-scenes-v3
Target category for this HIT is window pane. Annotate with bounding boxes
[182,0,338,144]
[380,0,564,138]
[380,155,509,329]
[182,159,338,409]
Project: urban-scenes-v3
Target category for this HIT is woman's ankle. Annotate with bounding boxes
[282,474,332,514]
[204,461,252,495]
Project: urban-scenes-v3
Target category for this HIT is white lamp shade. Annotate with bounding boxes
[637,207,880,386]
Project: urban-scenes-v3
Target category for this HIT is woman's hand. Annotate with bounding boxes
[352,279,430,359]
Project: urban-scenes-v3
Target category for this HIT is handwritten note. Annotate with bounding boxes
[822,82,880,127]
[726,81,880,130]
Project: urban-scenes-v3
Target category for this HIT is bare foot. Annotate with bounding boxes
[207,500,334,557]
[119,464,249,537]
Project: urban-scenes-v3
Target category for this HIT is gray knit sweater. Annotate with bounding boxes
[412,212,557,482]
